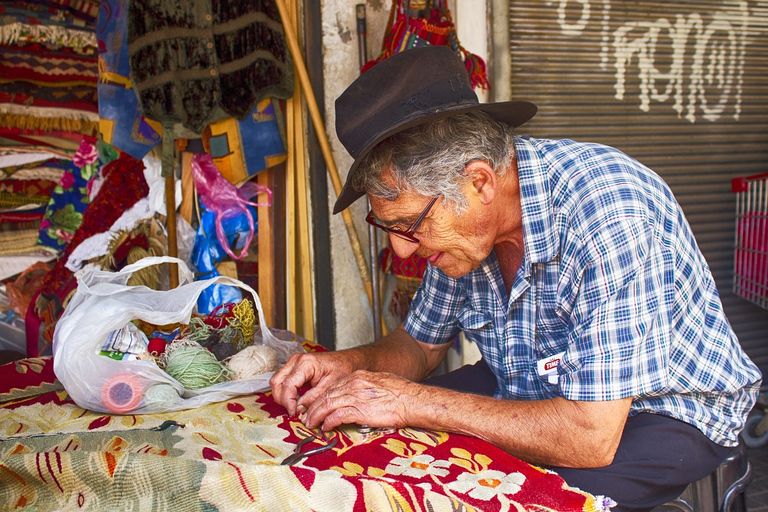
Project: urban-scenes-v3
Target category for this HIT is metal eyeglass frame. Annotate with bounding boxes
[365,194,440,243]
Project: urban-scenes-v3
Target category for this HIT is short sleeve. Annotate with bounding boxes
[404,264,464,345]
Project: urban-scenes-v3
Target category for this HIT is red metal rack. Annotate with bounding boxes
[732,172,768,311]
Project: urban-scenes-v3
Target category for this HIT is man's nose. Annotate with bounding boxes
[388,234,420,259]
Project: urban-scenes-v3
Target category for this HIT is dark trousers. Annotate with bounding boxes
[423,359,734,511]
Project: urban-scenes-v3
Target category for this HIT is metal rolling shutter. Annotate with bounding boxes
[508,0,768,368]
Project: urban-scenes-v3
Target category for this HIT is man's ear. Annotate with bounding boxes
[464,161,497,205]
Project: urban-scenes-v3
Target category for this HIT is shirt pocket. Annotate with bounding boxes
[457,308,493,332]
[534,325,570,360]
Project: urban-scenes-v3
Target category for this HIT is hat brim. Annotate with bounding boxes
[332,100,537,214]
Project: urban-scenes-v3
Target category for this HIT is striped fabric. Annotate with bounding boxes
[405,136,762,447]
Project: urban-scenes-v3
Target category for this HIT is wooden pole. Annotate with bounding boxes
[164,174,178,289]
[274,0,374,311]
[161,121,178,289]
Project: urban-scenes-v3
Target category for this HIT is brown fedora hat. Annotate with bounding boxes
[333,45,537,214]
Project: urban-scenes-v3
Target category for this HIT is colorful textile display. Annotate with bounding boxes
[96,0,160,160]
[35,139,98,253]
[204,98,287,185]
[363,0,489,90]
[0,354,611,512]
[27,149,149,356]
[126,0,294,135]
[0,1,99,154]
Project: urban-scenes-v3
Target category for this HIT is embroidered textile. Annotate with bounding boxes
[0,1,99,151]
[0,45,99,134]
[379,247,429,320]
[27,149,149,356]
[35,156,93,253]
[96,0,161,159]
[0,355,608,511]
[127,0,294,134]
[203,98,286,184]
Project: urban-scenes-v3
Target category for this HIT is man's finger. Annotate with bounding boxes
[270,357,313,415]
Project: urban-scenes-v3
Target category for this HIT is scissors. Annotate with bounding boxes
[280,435,338,466]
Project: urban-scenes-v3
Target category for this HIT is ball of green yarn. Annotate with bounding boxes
[165,345,234,390]
[144,383,180,406]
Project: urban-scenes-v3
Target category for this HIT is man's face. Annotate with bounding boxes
[368,187,495,279]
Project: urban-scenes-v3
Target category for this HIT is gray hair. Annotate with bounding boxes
[352,111,516,213]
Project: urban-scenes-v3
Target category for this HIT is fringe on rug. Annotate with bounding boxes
[0,23,97,52]
[0,113,98,135]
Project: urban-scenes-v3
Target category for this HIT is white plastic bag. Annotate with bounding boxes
[53,256,304,414]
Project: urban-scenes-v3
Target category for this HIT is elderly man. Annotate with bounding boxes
[270,46,761,510]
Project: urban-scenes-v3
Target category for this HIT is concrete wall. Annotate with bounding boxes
[319,0,496,350]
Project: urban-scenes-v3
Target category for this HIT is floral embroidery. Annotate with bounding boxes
[1,357,605,511]
[386,454,452,479]
[447,469,526,501]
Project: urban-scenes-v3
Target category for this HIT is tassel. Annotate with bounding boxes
[462,51,490,92]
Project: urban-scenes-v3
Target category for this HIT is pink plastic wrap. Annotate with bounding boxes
[191,154,272,260]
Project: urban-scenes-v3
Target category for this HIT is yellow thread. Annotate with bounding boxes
[229,299,255,346]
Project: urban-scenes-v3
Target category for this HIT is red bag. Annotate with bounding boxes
[363,0,489,91]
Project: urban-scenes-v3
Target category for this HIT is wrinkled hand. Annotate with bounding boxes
[301,370,416,432]
[269,351,358,416]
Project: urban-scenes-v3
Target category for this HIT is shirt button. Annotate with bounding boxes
[206,41,213,49]
[205,14,212,21]
[210,69,217,76]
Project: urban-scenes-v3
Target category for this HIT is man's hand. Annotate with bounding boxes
[300,370,415,431]
[270,326,449,418]
[269,350,362,416]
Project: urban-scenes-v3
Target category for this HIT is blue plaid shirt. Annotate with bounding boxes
[404,136,762,446]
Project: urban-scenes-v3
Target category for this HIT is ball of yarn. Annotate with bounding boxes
[165,345,233,390]
[226,345,280,379]
[211,342,239,361]
[144,383,181,406]
[148,337,168,356]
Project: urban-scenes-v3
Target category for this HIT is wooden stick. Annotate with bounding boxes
[275,0,374,311]
[258,168,276,326]
[165,174,178,289]
[286,90,298,332]
[179,152,194,224]
[293,80,315,335]
[161,121,178,289]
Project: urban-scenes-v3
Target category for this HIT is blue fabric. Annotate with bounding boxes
[404,136,762,447]
[191,209,257,314]
[36,159,92,253]
[96,0,160,159]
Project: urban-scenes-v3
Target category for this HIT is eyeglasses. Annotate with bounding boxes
[365,194,440,243]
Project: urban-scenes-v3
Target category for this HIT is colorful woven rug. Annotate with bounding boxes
[0,355,612,511]
[0,1,99,153]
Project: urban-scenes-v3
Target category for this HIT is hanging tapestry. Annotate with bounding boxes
[203,98,287,185]
[35,139,98,253]
[96,0,160,160]
[28,149,149,356]
[127,0,294,135]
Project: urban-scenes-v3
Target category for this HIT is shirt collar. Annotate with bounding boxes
[514,136,560,263]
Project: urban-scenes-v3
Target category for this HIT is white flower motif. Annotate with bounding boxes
[595,495,618,511]
[386,454,452,478]
[446,469,526,501]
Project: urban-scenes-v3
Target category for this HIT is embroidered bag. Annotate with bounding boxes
[363,0,489,90]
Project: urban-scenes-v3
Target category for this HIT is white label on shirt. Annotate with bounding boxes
[537,351,565,384]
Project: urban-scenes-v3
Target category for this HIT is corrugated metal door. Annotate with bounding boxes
[509,0,768,368]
